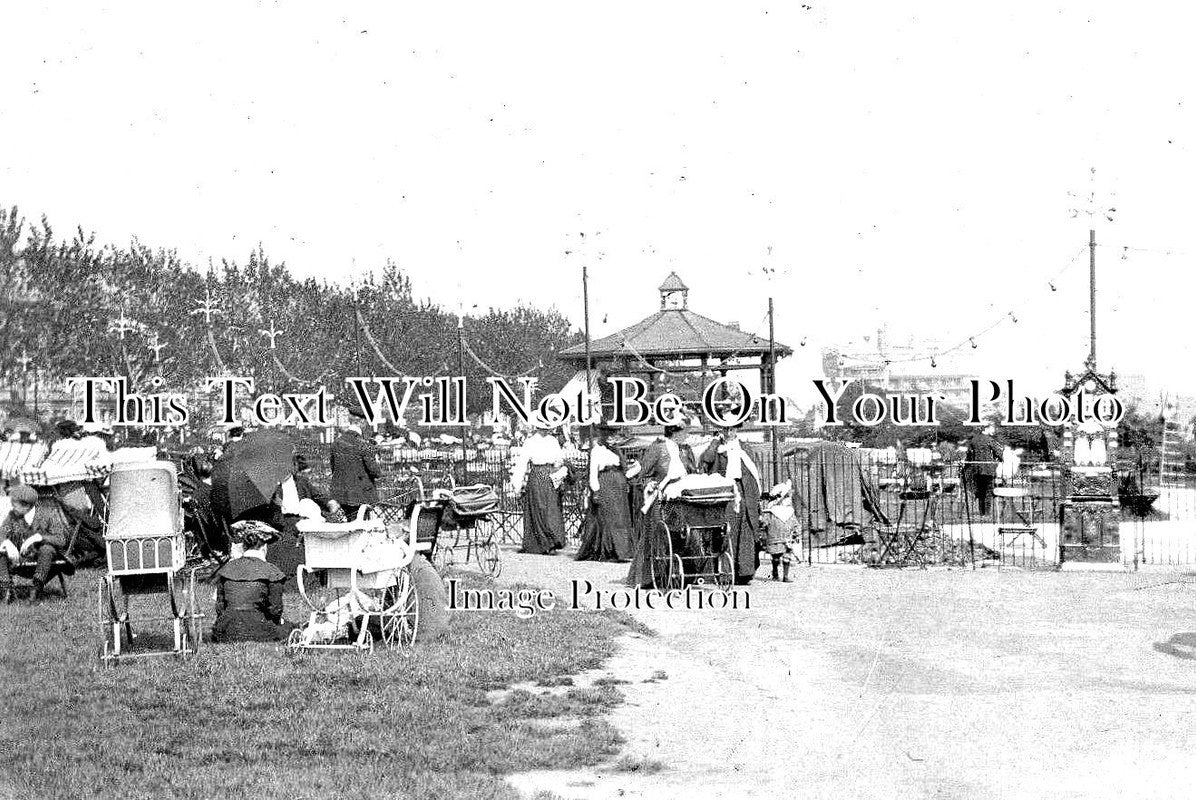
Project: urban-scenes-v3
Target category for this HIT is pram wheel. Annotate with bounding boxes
[180,572,202,658]
[650,520,683,591]
[97,576,131,660]
[379,571,419,649]
[715,551,734,593]
[434,545,455,573]
[476,541,501,578]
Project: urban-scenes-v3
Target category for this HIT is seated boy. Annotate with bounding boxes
[0,485,71,603]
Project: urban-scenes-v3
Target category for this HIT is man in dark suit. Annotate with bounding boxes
[0,485,72,603]
[965,425,1003,516]
[330,422,381,520]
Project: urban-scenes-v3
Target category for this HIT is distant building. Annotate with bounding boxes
[558,272,792,431]
[822,326,976,408]
[1114,374,1195,424]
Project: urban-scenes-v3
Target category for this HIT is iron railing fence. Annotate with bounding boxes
[161,437,1196,569]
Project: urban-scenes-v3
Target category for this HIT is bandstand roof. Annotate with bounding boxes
[560,274,791,362]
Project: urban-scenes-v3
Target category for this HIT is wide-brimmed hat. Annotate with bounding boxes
[229,519,280,549]
[55,419,82,437]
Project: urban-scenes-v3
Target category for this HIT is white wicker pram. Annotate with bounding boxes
[286,505,421,653]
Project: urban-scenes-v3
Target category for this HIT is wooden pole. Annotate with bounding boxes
[583,262,593,423]
[458,308,467,481]
[768,297,778,486]
[1089,228,1097,366]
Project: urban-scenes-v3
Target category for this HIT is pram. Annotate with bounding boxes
[97,461,203,662]
[437,483,502,577]
[645,474,736,592]
[375,473,449,569]
[286,505,420,653]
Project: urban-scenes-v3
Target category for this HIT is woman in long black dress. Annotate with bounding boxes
[699,425,761,585]
[211,525,295,643]
[626,424,695,587]
[576,425,633,562]
[511,422,568,555]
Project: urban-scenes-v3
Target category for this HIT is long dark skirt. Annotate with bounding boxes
[522,466,566,555]
[576,470,633,562]
[266,515,306,582]
[728,478,761,583]
[625,501,658,588]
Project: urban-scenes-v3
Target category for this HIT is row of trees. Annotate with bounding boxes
[0,205,581,419]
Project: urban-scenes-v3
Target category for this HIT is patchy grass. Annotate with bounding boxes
[592,676,630,687]
[611,755,668,775]
[535,675,575,688]
[0,569,635,800]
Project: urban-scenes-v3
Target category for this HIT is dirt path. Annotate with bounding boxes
[496,548,1196,799]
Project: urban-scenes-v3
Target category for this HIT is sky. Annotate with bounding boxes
[2,1,1194,408]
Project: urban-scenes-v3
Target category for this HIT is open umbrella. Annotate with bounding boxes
[220,428,297,520]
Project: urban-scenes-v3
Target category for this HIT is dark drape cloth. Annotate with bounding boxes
[576,469,633,562]
[792,442,888,542]
[211,556,293,643]
[522,465,566,554]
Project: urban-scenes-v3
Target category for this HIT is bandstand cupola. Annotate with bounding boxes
[659,271,689,310]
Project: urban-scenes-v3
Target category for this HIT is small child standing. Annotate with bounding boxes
[760,481,798,582]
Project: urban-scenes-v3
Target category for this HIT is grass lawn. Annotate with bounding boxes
[0,568,641,800]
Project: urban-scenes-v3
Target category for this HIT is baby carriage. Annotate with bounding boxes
[436,483,502,576]
[375,473,449,569]
[98,461,203,662]
[286,505,420,653]
[646,474,736,592]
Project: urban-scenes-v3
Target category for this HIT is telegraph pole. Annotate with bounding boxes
[458,303,468,479]
[583,261,593,419]
[768,296,778,486]
[1088,228,1097,366]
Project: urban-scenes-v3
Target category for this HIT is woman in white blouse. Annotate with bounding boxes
[510,419,568,554]
[576,424,634,562]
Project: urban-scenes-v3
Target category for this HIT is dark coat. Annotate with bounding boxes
[329,431,381,506]
[211,556,290,643]
[637,438,696,484]
[965,433,1003,478]
[698,439,761,581]
[270,473,333,515]
[1,506,70,553]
